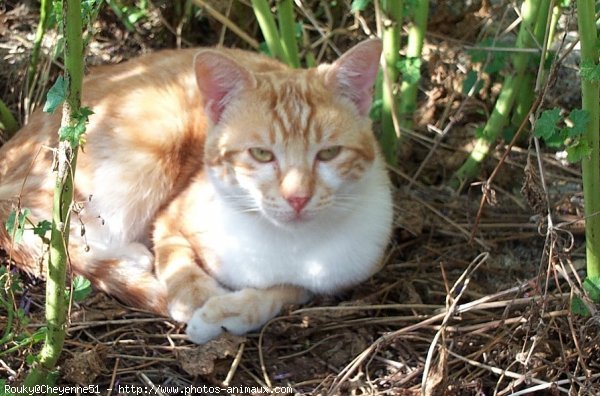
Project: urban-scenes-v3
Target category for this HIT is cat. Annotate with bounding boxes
[0,39,393,343]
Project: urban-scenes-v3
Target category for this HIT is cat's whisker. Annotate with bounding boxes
[238,208,262,214]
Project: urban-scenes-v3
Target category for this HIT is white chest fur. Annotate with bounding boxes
[193,162,393,294]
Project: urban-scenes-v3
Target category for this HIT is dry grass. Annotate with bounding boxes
[1,1,599,395]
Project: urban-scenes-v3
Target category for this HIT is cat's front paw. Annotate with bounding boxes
[186,307,226,344]
[185,289,280,344]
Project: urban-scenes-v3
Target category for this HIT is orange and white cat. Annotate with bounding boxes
[0,39,393,343]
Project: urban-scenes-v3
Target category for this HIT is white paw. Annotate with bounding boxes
[168,300,195,323]
[186,307,225,344]
[184,289,284,344]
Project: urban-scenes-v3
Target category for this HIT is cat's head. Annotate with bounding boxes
[194,40,384,227]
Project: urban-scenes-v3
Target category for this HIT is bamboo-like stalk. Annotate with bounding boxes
[398,0,428,131]
[511,2,557,140]
[301,24,316,67]
[277,0,300,68]
[511,72,534,137]
[450,0,547,189]
[542,4,561,85]
[576,0,600,280]
[251,0,286,62]
[379,0,404,166]
[27,0,52,90]
[21,0,84,388]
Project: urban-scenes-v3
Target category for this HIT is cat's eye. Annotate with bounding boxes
[316,146,342,162]
[249,147,275,163]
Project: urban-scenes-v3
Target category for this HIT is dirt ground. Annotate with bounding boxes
[1,1,598,395]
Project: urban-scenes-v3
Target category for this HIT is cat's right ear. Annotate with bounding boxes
[194,51,257,124]
[325,39,382,116]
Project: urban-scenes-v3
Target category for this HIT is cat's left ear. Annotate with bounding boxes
[326,39,382,116]
[194,50,257,124]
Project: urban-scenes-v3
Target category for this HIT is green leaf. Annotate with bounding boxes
[571,276,600,316]
[44,76,67,114]
[0,379,14,396]
[484,53,508,75]
[294,22,303,38]
[566,139,591,163]
[534,108,562,141]
[72,275,92,302]
[580,60,600,83]
[369,98,383,120]
[59,107,93,148]
[571,295,590,316]
[566,109,589,138]
[47,370,60,386]
[59,126,77,147]
[583,276,600,302]
[502,125,517,142]
[51,1,63,31]
[467,38,509,75]
[16,308,30,327]
[5,210,17,237]
[31,327,47,343]
[5,208,30,243]
[77,106,94,120]
[25,353,37,365]
[33,220,52,238]
[544,129,567,148]
[397,57,422,84]
[258,41,271,56]
[467,41,489,63]
[351,0,371,12]
[462,70,483,95]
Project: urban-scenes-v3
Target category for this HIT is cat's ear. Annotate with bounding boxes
[194,50,257,124]
[326,39,382,116]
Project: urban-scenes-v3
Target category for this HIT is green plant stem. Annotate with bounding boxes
[0,329,46,358]
[277,0,299,68]
[301,25,316,67]
[28,0,52,89]
[398,0,428,131]
[380,0,403,166]
[576,0,600,279]
[21,0,84,388]
[0,98,19,138]
[449,0,545,188]
[511,72,534,136]
[547,4,560,51]
[251,0,286,62]
[512,1,556,140]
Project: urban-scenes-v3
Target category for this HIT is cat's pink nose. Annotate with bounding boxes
[287,196,310,213]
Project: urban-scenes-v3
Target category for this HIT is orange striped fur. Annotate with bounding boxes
[0,40,393,343]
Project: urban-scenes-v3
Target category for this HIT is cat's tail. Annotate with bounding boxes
[69,242,169,316]
[1,198,168,316]
[0,179,57,276]
[0,199,43,275]
[0,179,40,201]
